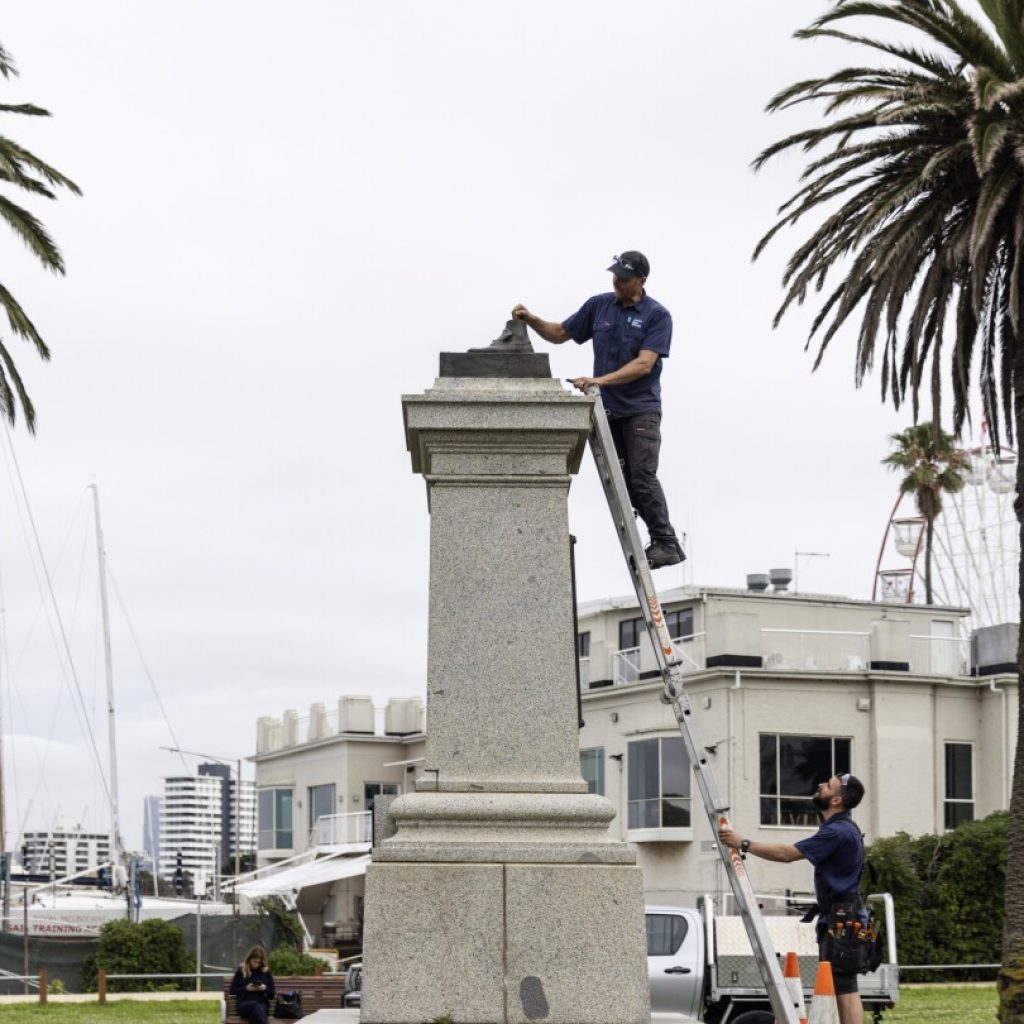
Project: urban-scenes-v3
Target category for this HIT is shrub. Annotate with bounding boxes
[82,918,192,992]
[865,811,1006,979]
[268,945,324,976]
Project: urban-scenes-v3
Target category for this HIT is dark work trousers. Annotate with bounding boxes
[608,412,677,543]
[238,1003,270,1024]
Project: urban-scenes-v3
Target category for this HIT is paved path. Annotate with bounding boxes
[305,1013,697,1022]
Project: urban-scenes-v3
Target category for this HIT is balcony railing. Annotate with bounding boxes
[613,647,641,685]
[672,632,706,673]
[604,628,971,682]
[578,656,591,688]
[910,634,969,676]
[762,629,872,673]
[311,811,373,847]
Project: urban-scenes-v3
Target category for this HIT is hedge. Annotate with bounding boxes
[865,810,1006,978]
[82,918,192,992]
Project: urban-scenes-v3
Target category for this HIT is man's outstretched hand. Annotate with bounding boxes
[511,304,530,320]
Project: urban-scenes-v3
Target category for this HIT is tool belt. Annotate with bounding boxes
[825,901,883,975]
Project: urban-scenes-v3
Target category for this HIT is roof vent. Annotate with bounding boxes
[770,568,793,593]
[747,573,770,592]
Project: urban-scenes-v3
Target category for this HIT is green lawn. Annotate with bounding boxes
[883,984,997,1023]
[0,985,1000,1023]
[0,1001,220,1022]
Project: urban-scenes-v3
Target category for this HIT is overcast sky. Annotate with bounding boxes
[0,2,992,852]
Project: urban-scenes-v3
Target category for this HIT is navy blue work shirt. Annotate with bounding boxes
[561,292,672,418]
[794,811,864,918]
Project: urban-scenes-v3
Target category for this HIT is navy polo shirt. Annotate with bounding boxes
[561,292,673,418]
[795,811,864,916]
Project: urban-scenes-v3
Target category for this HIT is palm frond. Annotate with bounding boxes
[757,0,1024,444]
[0,338,36,432]
[0,44,17,80]
[0,281,49,356]
[0,135,81,194]
[0,195,65,272]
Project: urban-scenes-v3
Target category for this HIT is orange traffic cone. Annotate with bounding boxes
[806,961,840,1024]
[775,951,808,1024]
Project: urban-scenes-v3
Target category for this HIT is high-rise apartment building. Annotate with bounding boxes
[22,822,110,877]
[157,763,255,894]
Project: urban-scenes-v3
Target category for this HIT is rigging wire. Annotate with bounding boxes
[0,453,91,841]
[106,563,190,775]
[0,422,113,808]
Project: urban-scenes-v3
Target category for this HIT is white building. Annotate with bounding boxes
[22,823,110,878]
[576,582,1018,904]
[158,763,256,894]
[250,584,1018,943]
[252,697,425,947]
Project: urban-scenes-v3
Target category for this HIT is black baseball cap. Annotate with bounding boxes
[607,251,650,279]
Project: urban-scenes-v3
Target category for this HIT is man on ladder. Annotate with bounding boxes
[512,249,685,569]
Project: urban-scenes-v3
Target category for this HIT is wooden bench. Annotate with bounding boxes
[223,975,348,1022]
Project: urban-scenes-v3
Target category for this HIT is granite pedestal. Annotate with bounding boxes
[360,366,650,1024]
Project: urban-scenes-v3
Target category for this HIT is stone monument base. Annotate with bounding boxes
[360,860,650,1024]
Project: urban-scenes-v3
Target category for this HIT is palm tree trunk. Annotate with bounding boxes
[924,515,934,604]
[998,345,1024,1024]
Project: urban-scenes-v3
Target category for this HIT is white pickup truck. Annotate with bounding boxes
[646,894,899,1024]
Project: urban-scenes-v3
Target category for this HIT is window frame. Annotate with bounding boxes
[627,736,692,835]
[758,733,852,829]
[665,608,694,641]
[308,783,337,830]
[943,741,975,830]
[577,631,591,659]
[618,617,644,652]
[580,747,605,795]
[258,787,294,850]
[363,781,400,813]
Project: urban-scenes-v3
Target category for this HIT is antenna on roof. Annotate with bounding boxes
[794,550,830,593]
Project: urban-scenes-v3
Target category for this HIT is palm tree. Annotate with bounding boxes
[882,423,969,603]
[753,2,1024,1018]
[0,41,79,432]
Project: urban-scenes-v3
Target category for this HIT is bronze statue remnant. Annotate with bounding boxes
[439,317,550,379]
[470,318,535,354]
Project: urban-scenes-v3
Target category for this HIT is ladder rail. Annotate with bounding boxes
[583,386,803,1024]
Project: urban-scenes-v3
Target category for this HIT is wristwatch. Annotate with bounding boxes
[739,838,752,855]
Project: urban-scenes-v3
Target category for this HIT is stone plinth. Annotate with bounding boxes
[361,373,650,1024]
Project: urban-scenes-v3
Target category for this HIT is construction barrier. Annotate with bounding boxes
[777,950,807,1024]
[807,960,839,1024]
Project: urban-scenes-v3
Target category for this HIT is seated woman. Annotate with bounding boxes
[230,945,276,1024]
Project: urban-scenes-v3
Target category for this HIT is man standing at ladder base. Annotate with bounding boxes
[512,251,685,569]
[719,773,868,1024]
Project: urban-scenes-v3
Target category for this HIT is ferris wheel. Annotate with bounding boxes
[873,428,1019,632]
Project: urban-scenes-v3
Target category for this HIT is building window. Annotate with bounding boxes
[619,617,644,651]
[760,735,851,826]
[308,784,336,830]
[665,608,694,641]
[944,743,974,829]
[258,788,293,849]
[577,632,590,658]
[580,748,605,795]
[646,912,689,956]
[363,782,399,814]
[628,737,690,829]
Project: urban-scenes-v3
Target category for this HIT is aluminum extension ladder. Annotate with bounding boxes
[584,386,804,1024]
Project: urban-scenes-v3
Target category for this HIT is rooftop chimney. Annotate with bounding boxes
[770,567,793,593]
[747,573,770,592]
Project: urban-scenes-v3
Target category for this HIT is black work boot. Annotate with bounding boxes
[646,538,686,569]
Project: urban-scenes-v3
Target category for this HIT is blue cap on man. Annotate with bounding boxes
[607,251,650,279]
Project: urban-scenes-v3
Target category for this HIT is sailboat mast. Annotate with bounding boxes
[90,484,121,865]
